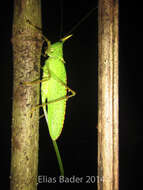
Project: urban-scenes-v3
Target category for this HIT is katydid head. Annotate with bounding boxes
[47,42,63,58]
[47,34,72,59]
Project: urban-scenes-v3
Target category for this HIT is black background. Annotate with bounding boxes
[1,0,143,189]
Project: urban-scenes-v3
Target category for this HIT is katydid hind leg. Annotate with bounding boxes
[29,92,74,116]
[28,87,75,117]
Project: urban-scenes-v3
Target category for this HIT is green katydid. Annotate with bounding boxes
[25,7,96,176]
[41,34,75,176]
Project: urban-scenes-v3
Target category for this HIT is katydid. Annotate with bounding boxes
[41,35,75,176]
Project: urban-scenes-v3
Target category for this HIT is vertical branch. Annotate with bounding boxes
[98,0,119,190]
[10,0,42,190]
[112,1,119,189]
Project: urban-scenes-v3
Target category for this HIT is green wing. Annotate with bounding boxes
[41,56,67,140]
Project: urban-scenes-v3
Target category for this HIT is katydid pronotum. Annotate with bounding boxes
[24,7,96,176]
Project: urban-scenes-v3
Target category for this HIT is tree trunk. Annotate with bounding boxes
[10,0,42,190]
[98,0,119,190]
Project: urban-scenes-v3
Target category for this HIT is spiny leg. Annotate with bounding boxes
[30,94,73,115]
[29,88,75,118]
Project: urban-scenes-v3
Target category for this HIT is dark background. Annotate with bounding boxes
[1,0,142,189]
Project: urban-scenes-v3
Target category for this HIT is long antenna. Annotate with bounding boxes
[60,0,63,39]
[65,7,97,36]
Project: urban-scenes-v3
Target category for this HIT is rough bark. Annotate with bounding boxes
[10,0,42,190]
[98,0,119,190]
